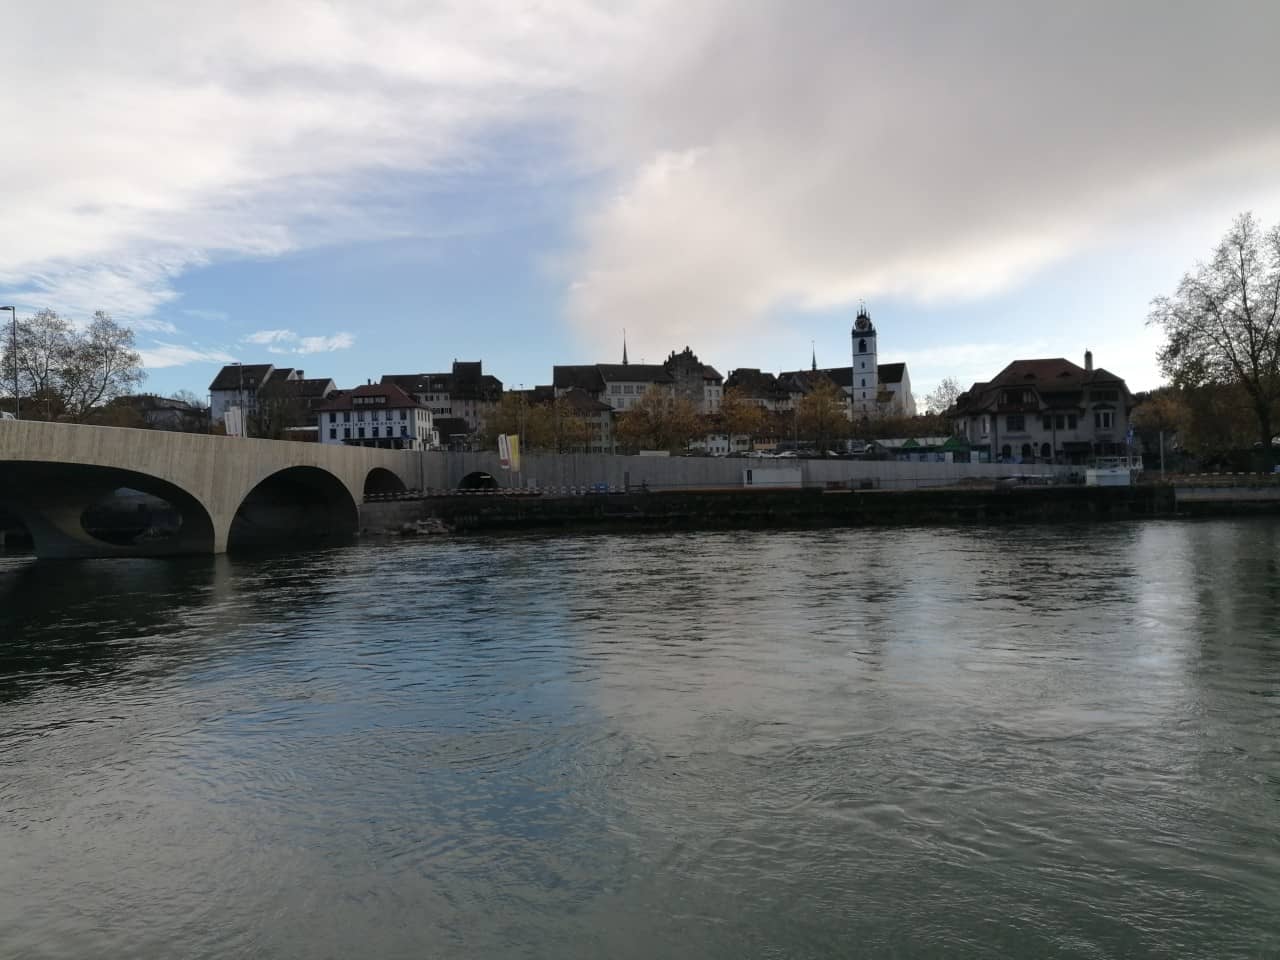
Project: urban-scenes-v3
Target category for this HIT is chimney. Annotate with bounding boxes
[1084,349,1093,372]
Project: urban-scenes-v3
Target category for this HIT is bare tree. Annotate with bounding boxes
[1,309,145,421]
[924,376,963,415]
[1150,212,1280,452]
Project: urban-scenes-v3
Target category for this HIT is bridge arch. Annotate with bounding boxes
[227,465,358,553]
[364,467,407,498]
[0,461,216,558]
[459,470,499,490]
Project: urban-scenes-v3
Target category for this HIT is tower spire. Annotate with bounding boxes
[811,340,817,372]
[622,329,629,366]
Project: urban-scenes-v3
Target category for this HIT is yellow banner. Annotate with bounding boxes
[508,435,521,473]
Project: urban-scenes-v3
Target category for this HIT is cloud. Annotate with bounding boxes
[243,328,354,354]
[139,343,235,369]
[297,333,355,354]
[183,308,229,323]
[4,0,1279,384]
[565,1,1280,362]
[0,0,637,324]
[244,329,297,345]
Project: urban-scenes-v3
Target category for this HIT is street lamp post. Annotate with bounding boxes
[1,306,15,420]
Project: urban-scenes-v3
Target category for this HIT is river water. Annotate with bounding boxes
[1,521,1278,959]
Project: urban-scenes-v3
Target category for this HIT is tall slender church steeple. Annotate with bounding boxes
[622,329,629,366]
[851,304,878,417]
[811,340,817,372]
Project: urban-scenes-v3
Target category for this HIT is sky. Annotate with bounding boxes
[2,0,1279,404]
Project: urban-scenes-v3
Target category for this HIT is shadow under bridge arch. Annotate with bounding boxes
[228,465,358,553]
[364,467,407,498]
[0,461,216,558]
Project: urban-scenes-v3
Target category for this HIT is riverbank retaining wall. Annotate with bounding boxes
[414,452,1064,492]
[361,485,1194,536]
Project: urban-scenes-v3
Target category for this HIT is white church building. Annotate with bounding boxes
[850,306,915,418]
[781,307,915,419]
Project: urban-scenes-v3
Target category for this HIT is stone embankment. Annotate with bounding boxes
[359,482,1280,537]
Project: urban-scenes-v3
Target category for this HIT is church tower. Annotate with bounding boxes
[851,305,878,417]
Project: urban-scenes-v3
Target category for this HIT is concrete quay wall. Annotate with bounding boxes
[362,485,1183,536]
[418,452,1064,492]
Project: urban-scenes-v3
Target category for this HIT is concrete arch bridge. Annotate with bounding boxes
[0,421,422,558]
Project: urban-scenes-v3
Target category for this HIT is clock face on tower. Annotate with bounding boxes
[854,315,870,332]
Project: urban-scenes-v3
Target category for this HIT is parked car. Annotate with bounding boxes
[1,412,15,421]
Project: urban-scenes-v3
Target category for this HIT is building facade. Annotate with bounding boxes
[777,308,915,419]
[316,383,437,450]
[558,387,616,454]
[255,371,338,439]
[723,368,793,412]
[381,361,503,433]
[663,347,723,414]
[208,363,279,425]
[952,352,1135,464]
[552,362,676,412]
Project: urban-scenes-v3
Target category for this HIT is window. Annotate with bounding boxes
[1095,410,1114,429]
[861,379,866,387]
[400,410,407,420]
[343,412,350,423]
[358,427,365,438]
[858,339,867,353]
[623,384,634,395]
[981,415,990,436]
[329,428,336,439]
[1042,415,1052,430]
[1068,414,1077,429]
[343,427,351,439]
[1007,414,1025,431]
[1055,414,1065,429]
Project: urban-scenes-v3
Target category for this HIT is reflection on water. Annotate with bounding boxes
[1,522,1278,959]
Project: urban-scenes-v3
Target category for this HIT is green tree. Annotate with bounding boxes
[1150,212,1280,455]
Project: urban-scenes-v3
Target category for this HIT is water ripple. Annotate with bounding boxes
[1,522,1279,958]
